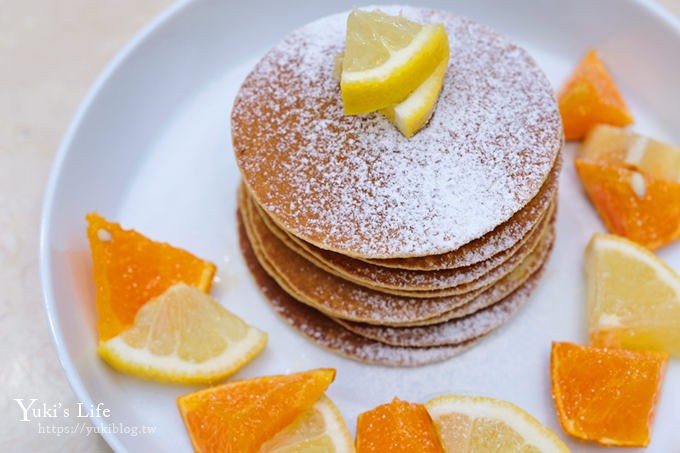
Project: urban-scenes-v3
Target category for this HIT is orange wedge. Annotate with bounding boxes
[551,342,667,447]
[86,213,216,341]
[576,126,680,249]
[579,124,680,181]
[558,50,633,141]
[356,397,443,453]
[177,368,336,452]
[575,159,680,249]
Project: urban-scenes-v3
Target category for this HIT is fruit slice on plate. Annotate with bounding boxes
[575,160,680,249]
[558,49,633,141]
[98,283,267,384]
[177,368,336,452]
[551,341,667,447]
[356,397,443,452]
[260,395,355,452]
[340,9,449,115]
[381,58,448,138]
[86,212,216,341]
[585,233,680,356]
[579,124,680,181]
[576,126,680,249]
[425,394,569,452]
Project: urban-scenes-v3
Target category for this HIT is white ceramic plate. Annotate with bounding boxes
[41,0,680,451]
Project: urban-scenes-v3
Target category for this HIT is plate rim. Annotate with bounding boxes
[38,0,680,451]
[39,1,194,451]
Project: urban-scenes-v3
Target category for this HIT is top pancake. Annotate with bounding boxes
[232,6,562,259]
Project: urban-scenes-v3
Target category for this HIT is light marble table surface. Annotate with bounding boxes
[2,0,679,451]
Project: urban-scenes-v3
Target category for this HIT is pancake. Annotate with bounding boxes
[239,187,555,326]
[337,254,550,347]
[399,216,555,326]
[233,6,563,259]
[253,191,554,291]
[362,157,561,270]
[238,212,479,366]
[242,184,554,299]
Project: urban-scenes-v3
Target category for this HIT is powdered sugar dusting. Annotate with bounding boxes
[233,6,562,259]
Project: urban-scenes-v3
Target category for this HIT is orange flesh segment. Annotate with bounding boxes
[575,160,680,249]
[579,125,680,181]
[550,342,667,447]
[86,212,216,341]
[356,397,444,453]
[177,368,336,453]
[558,50,633,141]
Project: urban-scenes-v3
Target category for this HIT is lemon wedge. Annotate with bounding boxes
[260,395,355,452]
[98,283,267,384]
[425,394,569,452]
[381,59,448,137]
[341,9,449,115]
[586,233,680,356]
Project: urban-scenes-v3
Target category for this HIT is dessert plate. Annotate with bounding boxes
[41,0,680,451]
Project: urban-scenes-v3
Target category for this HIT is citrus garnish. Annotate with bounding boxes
[261,395,355,452]
[425,394,569,452]
[86,212,216,341]
[575,160,680,249]
[98,283,267,385]
[340,9,449,115]
[356,397,443,453]
[558,49,633,141]
[576,126,680,249]
[177,368,336,452]
[585,233,680,355]
[579,125,680,182]
[381,59,448,138]
[551,341,667,447]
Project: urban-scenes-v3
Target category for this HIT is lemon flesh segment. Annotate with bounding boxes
[98,283,267,385]
[586,233,680,356]
[381,59,448,137]
[341,9,450,115]
[260,395,355,453]
[425,395,570,452]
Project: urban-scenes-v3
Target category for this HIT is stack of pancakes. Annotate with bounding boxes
[232,7,563,366]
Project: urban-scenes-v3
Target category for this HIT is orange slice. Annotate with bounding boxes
[177,368,336,452]
[575,159,680,249]
[558,50,633,141]
[579,124,680,181]
[550,342,668,447]
[86,213,216,341]
[356,397,443,453]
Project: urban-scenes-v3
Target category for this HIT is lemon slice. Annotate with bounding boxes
[98,283,267,384]
[425,395,569,452]
[341,9,449,115]
[585,233,680,356]
[260,395,355,452]
[381,59,448,137]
